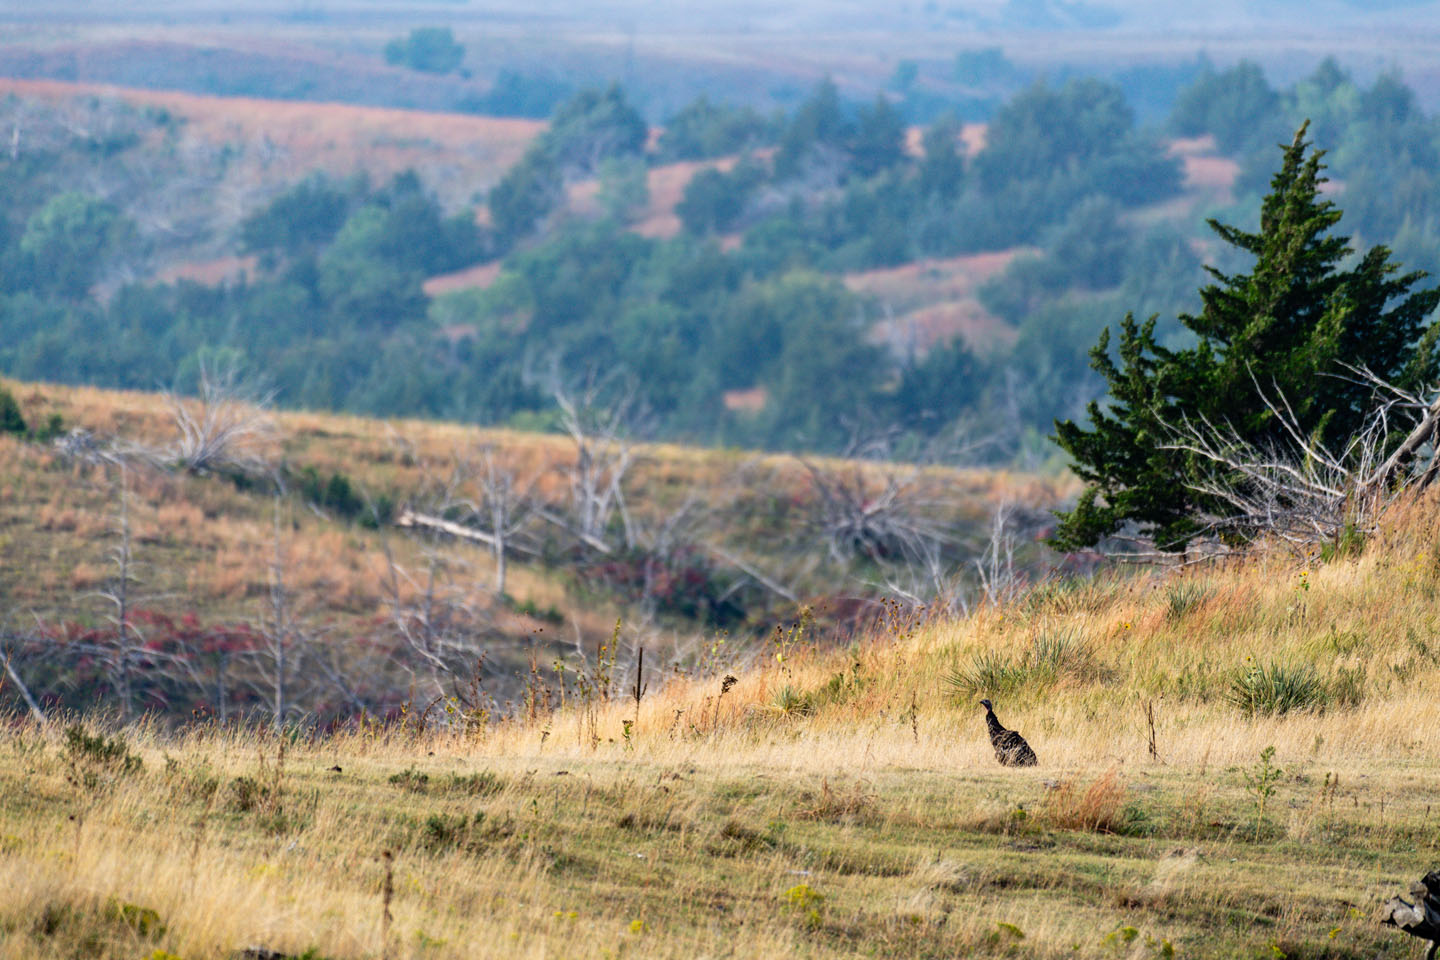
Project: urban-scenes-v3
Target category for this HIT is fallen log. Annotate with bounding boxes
[532,507,614,555]
[1381,870,1440,960]
[394,509,538,557]
[699,543,799,605]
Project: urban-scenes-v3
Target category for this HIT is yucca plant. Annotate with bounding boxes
[1165,581,1210,622]
[767,685,813,717]
[945,650,1024,699]
[946,629,1092,699]
[1227,661,1327,716]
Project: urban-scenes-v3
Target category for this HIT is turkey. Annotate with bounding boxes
[980,699,1037,767]
[1381,870,1440,960]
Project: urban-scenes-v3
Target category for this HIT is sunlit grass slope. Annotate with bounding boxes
[5,495,1440,958]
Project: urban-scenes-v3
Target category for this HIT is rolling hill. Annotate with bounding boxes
[0,378,1072,721]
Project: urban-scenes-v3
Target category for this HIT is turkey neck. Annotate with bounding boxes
[984,708,1005,737]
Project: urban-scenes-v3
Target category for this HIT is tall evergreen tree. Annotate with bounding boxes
[1052,123,1440,551]
[849,94,905,178]
[774,78,849,180]
[919,114,966,200]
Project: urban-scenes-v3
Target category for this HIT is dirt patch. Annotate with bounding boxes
[155,255,258,287]
[424,260,505,297]
[0,77,543,207]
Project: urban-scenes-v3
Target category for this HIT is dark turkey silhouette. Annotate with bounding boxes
[980,699,1037,766]
[1381,870,1440,959]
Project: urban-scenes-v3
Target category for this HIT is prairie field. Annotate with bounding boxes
[3,479,1440,958]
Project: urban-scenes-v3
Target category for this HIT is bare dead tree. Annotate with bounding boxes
[379,539,454,695]
[377,528,498,704]
[378,438,550,709]
[474,445,539,597]
[549,373,643,551]
[1157,366,1440,549]
[974,501,1021,605]
[249,499,309,731]
[92,466,142,722]
[800,457,954,565]
[879,531,971,617]
[625,496,708,624]
[165,358,276,475]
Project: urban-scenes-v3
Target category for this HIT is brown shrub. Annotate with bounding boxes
[1042,768,1133,834]
[796,778,879,824]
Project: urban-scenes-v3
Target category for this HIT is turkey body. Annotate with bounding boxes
[980,698,1037,767]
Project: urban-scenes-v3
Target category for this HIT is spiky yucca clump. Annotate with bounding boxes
[1164,581,1210,622]
[945,628,1092,699]
[1226,661,1327,716]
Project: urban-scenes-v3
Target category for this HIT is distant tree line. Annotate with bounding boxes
[2,61,1439,462]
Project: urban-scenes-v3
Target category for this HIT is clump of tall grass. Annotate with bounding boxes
[1226,661,1327,716]
[765,685,813,717]
[1041,769,1148,835]
[1164,581,1210,622]
[1020,578,1114,616]
[945,628,1094,699]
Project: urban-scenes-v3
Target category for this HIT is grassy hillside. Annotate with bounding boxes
[0,379,1068,718]
[3,485,1439,957]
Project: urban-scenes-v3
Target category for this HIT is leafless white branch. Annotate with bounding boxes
[165,359,276,475]
[1156,366,1440,549]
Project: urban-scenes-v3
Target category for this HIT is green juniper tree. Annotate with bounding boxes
[0,385,25,435]
[1052,123,1440,551]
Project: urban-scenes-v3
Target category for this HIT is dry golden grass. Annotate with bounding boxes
[5,476,1440,956]
[3,492,1440,958]
[23,381,1440,956]
[0,382,638,656]
[0,377,1071,723]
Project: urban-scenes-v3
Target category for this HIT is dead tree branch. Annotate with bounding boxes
[248,498,310,730]
[165,358,276,475]
[1158,367,1440,547]
[549,372,644,551]
[799,457,953,565]
[91,466,142,722]
[394,509,539,558]
[0,645,46,724]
